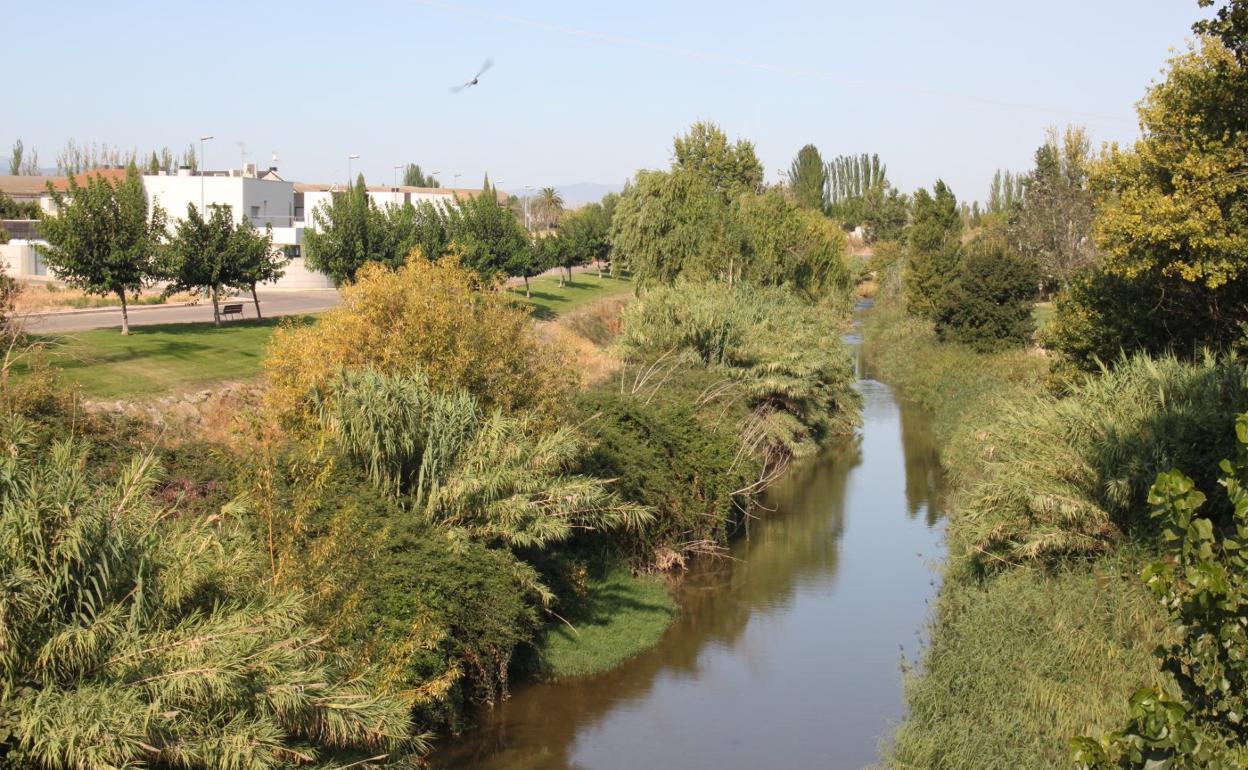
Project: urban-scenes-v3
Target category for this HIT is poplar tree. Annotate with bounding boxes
[788,144,827,210]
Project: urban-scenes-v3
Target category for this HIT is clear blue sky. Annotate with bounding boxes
[4,0,1211,203]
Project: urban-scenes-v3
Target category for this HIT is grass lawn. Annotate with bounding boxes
[537,567,676,680]
[510,272,634,320]
[28,317,312,400]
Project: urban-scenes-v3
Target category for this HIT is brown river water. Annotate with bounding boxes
[431,326,947,770]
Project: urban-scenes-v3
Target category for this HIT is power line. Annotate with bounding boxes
[414,0,1134,123]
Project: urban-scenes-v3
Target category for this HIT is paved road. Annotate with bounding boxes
[24,290,341,333]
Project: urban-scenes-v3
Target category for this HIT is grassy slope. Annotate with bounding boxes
[863,287,1164,769]
[537,568,675,680]
[34,276,635,401]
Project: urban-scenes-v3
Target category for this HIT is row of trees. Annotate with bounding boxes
[786,145,910,242]
[304,176,610,291]
[38,166,287,333]
[9,137,202,177]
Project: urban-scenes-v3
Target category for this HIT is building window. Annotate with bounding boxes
[250,205,260,218]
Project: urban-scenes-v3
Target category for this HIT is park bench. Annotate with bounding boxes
[220,303,245,322]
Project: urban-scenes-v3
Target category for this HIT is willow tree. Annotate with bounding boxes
[0,419,418,768]
[671,121,764,200]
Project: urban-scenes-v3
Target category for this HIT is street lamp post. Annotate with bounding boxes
[199,134,213,215]
[452,173,461,188]
[430,171,441,188]
[347,154,360,187]
[524,185,533,230]
[393,164,404,205]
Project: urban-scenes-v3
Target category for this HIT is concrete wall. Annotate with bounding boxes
[269,257,333,290]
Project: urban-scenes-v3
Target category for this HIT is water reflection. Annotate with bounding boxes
[433,374,945,770]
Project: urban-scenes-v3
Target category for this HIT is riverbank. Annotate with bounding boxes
[861,275,1194,768]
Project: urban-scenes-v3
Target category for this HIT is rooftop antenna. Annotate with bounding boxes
[271,151,280,168]
[237,141,250,168]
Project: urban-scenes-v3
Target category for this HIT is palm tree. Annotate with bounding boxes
[535,186,564,230]
[0,417,419,768]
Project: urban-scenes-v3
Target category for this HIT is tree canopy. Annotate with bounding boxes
[788,144,827,210]
[671,121,763,200]
[40,167,166,334]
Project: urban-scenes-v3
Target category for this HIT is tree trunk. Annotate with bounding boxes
[523,275,531,298]
[211,287,221,327]
[251,283,262,319]
[597,260,603,279]
[118,290,130,335]
[566,265,573,284]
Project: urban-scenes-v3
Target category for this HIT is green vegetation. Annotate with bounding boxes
[610,127,851,299]
[1044,21,1248,369]
[537,568,676,679]
[0,409,417,769]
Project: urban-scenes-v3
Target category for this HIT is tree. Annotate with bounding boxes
[935,239,1038,351]
[533,186,564,230]
[0,191,39,220]
[788,144,827,209]
[40,167,166,334]
[861,184,910,243]
[560,201,612,279]
[609,169,734,285]
[1047,32,1248,367]
[732,188,851,298]
[506,238,543,296]
[8,139,22,175]
[825,153,890,226]
[163,204,234,325]
[671,121,763,200]
[303,173,390,285]
[903,180,963,319]
[231,220,287,318]
[443,189,529,280]
[402,162,441,187]
[1012,126,1097,289]
[0,419,418,769]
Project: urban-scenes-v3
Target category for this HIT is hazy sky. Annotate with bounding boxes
[4,0,1212,202]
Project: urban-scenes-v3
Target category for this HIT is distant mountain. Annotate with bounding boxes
[503,182,625,207]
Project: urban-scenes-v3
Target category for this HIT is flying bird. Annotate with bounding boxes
[451,58,493,93]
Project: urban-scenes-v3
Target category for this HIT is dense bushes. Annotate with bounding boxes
[935,243,1038,351]
[615,281,859,459]
[951,354,1248,570]
[0,416,417,769]
[264,255,574,425]
[577,369,758,562]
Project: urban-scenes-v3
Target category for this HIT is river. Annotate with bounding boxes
[431,328,947,769]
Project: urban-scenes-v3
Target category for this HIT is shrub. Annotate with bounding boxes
[264,255,574,426]
[1042,265,1248,371]
[576,370,758,561]
[935,244,1038,352]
